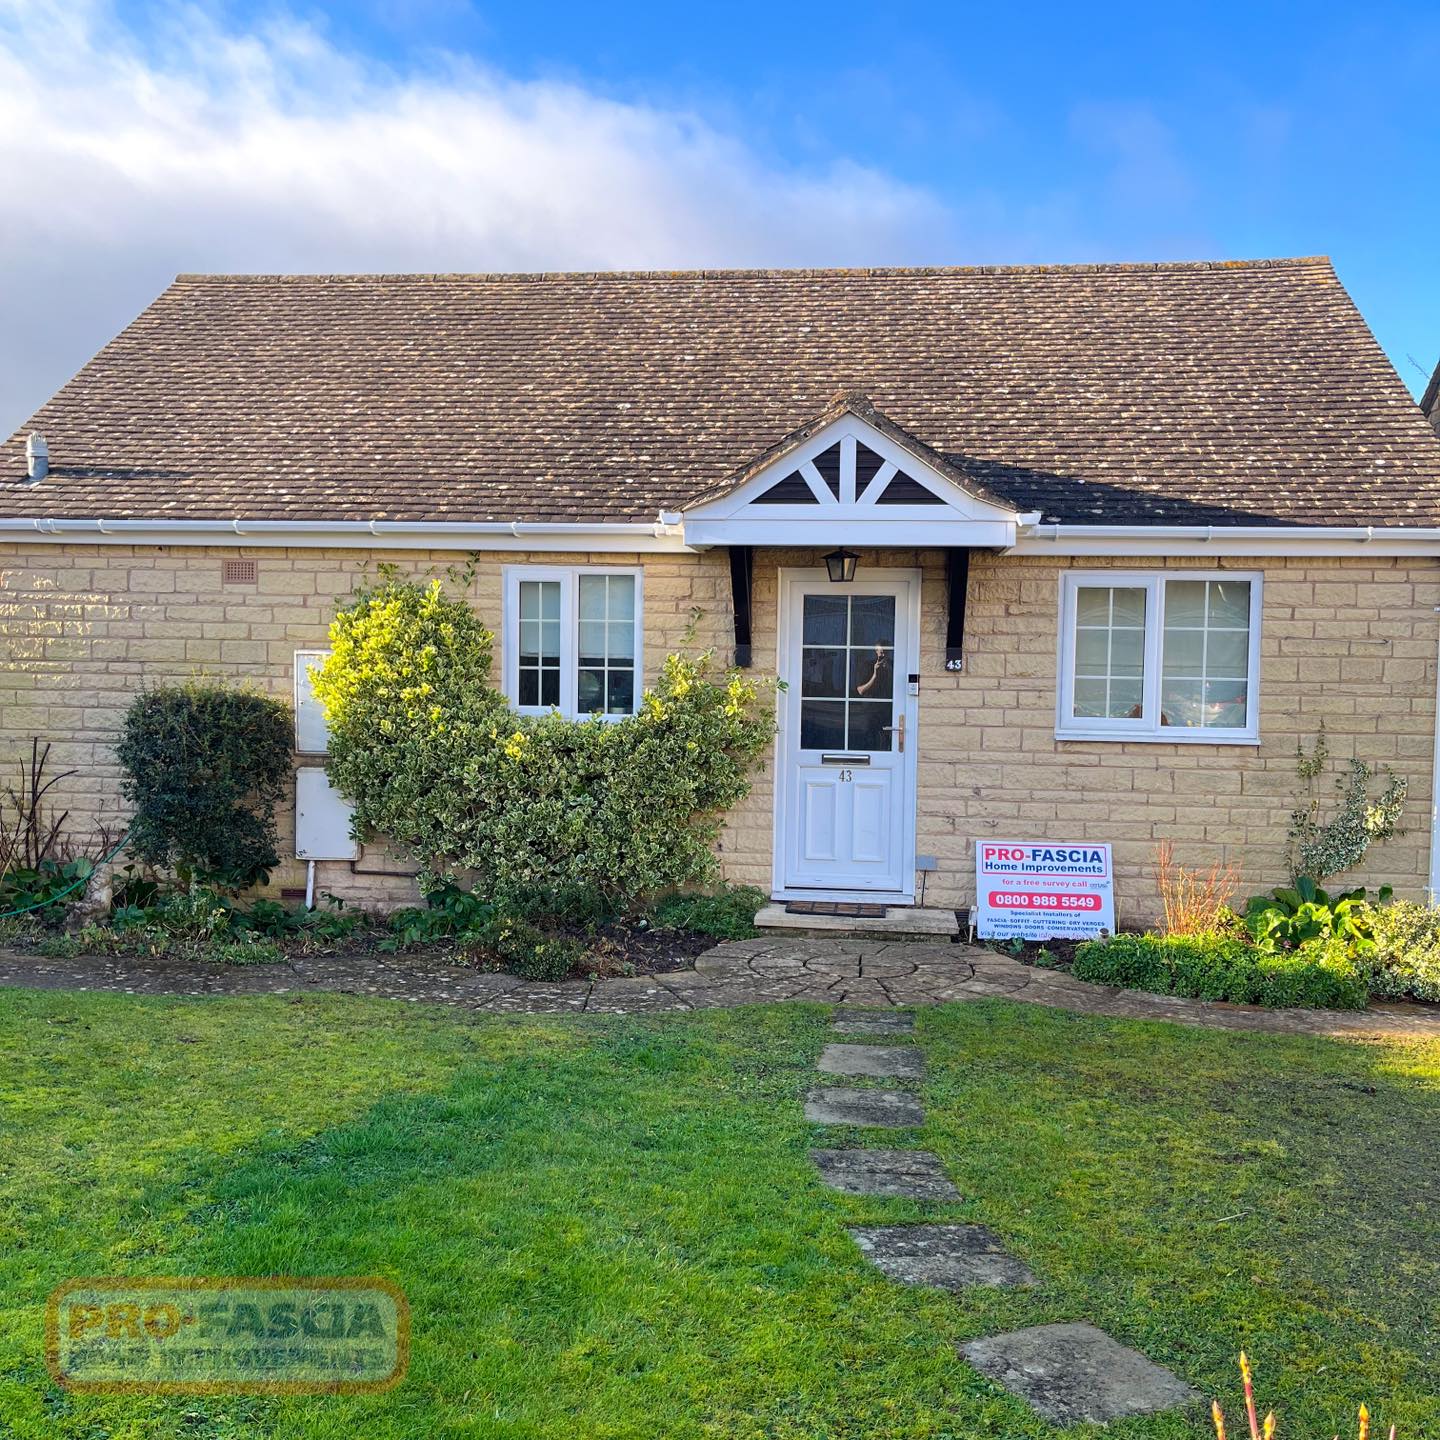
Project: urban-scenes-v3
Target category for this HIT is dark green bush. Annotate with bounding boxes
[1073,931,1368,1010]
[116,682,293,889]
[651,885,767,939]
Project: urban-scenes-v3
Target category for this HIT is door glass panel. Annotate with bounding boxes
[802,595,848,645]
[800,700,846,749]
[799,592,897,751]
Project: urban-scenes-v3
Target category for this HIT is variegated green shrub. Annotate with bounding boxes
[312,577,774,911]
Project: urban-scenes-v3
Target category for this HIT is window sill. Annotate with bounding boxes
[1054,728,1261,747]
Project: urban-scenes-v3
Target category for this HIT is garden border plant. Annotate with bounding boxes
[116,680,294,890]
[309,574,775,977]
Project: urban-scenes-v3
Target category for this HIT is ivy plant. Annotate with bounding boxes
[1288,727,1406,884]
[311,577,775,911]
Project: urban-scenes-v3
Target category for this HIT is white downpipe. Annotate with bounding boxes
[305,859,316,911]
[1430,609,1440,905]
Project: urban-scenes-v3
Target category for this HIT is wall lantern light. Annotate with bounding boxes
[823,548,859,583]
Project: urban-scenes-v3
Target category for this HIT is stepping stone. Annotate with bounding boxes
[832,1010,915,1036]
[811,1149,960,1200]
[805,1087,924,1128]
[849,1224,1036,1289]
[961,1323,1198,1426]
[817,1043,923,1080]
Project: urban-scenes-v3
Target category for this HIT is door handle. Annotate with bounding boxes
[881,714,905,752]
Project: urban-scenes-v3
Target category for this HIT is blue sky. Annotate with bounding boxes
[2,0,1437,432]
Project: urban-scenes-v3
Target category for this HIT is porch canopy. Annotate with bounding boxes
[680,392,1038,668]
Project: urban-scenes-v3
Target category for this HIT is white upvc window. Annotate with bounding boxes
[1057,572,1261,743]
[502,566,643,719]
[294,650,333,754]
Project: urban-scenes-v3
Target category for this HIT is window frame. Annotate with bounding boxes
[501,565,644,720]
[1055,571,1262,744]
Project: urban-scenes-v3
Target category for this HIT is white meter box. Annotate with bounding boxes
[295,767,358,861]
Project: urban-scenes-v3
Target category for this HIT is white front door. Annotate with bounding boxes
[776,570,919,897]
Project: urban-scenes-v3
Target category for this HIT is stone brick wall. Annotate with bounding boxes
[1,541,1434,922]
[711,549,1440,922]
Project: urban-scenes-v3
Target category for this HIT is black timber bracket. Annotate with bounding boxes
[944,547,970,672]
[728,545,754,668]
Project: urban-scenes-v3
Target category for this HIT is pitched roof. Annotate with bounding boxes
[4,258,1439,527]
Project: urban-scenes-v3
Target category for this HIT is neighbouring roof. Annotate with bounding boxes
[4,258,1440,527]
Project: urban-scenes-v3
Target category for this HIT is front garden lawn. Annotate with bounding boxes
[1,990,1437,1439]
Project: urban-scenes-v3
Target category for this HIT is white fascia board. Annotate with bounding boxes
[1011,524,1440,557]
[683,517,1019,549]
[0,517,693,553]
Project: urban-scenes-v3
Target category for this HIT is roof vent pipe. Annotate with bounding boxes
[25,433,48,483]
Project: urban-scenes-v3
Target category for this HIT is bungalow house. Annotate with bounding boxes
[4,258,1440,924]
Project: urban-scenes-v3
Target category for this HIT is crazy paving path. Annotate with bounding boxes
[3,935,1440,1038]
[807,1008,1200,1428]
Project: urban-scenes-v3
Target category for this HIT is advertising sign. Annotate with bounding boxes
[973,841,1114,941]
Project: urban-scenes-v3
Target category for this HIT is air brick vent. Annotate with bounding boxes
[222,558,258,585]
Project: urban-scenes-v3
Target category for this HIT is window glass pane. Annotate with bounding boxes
[800,700,846,749]
[1075,588,1111,626]
[579,620,607,664]
[540,668,560,709]
[1075,628,1110,674]
[607,576,636,621]
[570,574,639,715]
[1160,679,1204,728]
[1205,629,1249,678]
[606,668,635,715]
[1109,627,1145,678]
[1071,585,1147,721]
[1204,679,1249,728]
[1163,580,1207,626]
[1161,627,1204,676]
[578,575,607,620]
[518,670,539,707]
[577,668,604,713]
[1073,677,1108,718]
[1109,680,1143,719]
[541,620,561,660]
[1160,579,1252,730]
[1208,581,1250,627]
[607,619,634,662]
[1109,587,1147,626]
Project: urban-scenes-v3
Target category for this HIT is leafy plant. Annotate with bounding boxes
[1154,840,1239,936]
[650,885,767,940]
[311,576,774,910]
[383,883,497,950]
[1363,899,1440,1002]
[116,681,294,890]
[1241,877,1390,956]
[1072,931,1368,1009]
[1289,727,1406,884]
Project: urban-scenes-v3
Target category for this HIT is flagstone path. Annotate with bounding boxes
[808,1007,1201,1427]
[3,934,1440,1038]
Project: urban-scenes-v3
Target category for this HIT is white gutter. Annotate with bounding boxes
[0,516,693,553]
[1011,522,1440,557]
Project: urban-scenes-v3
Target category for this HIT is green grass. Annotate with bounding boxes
[0,990,1437,1438]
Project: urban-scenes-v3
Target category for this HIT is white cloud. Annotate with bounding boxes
[0,0,953,433]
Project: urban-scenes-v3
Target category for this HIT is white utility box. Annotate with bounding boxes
[295,767,358,860]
